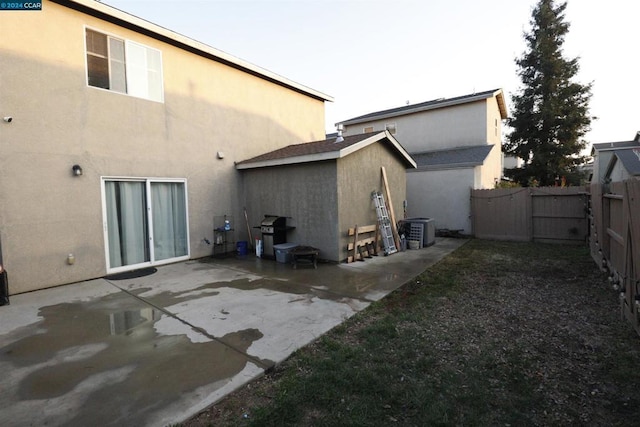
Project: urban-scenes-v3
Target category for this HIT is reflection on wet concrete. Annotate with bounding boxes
[0,289,267,426]
[109,308,161,335]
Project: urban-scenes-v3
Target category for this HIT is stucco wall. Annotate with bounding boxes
[406,167,476,234]
[0,2,327,293]
[342,101,487,153]
[479,145,503,189]
[337,143,408,261]
[485,98,503,145]
[239,141,409,262]
[240,162,339,260]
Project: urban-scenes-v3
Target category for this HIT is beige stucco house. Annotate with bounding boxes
[0,0,332,293]
[336,89,508,234]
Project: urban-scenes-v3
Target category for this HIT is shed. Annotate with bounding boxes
[236,131,416,262]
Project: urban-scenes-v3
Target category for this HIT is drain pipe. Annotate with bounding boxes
[0,237,8,306]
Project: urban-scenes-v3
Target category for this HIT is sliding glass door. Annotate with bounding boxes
[151,182,188,262]
[103,178,189,272]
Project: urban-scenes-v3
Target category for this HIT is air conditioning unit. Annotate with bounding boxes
[399,218,435,247]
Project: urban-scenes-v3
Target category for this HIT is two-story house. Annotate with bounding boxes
[336,89,508,234]
[591,132,640,184]
[0,0,332,293]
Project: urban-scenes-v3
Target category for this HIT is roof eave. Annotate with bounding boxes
[409,161,483,171]
[237,131,417,170]
[340,131,417,168]
[235,151,340,170]
[53,0,333,102]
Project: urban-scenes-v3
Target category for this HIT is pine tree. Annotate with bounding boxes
[505,0,593,186]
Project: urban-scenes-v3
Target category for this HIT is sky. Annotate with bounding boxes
[101,0,639,147]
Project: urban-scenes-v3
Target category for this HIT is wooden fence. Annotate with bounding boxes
[471,181,640,334]
[589,179,640,335]
[471,186,589,243]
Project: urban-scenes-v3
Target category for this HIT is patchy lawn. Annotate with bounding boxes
[182,239,640,426]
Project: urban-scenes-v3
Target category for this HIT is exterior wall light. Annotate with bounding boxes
[72,164,83,176]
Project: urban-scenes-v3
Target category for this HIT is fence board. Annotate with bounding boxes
[471,188,530,241]
[472,186,587,243]
[589,179,640,336]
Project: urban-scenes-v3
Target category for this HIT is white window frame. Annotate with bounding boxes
[363,126,374,133]
[101,177,190,274]
[85,26,165,103]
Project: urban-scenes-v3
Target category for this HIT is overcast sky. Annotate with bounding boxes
[102,0,639,147]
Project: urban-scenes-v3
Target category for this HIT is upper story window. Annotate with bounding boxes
[385,123,397,135]
[85,28,164,103]
[363,126,374,133]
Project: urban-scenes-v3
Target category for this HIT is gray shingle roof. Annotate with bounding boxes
[236,131,416,169]
[592,140,640,151]
[338,89,506,125]
[615,148,640,176]
[236,132,377,165]
[412,145,495,169]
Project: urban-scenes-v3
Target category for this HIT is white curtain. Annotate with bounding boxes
[105,181,149,268]
[151,182,187,261]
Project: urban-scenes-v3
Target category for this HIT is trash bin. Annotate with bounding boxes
[236,241,248,256]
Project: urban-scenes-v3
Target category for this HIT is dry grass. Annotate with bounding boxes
[182,239,640,426]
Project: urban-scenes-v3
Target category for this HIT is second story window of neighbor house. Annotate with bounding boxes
[85,28,164,103]
[363,126,374,133]
[385,123,397,135]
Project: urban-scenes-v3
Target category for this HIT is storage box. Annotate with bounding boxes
[273,243,299,263]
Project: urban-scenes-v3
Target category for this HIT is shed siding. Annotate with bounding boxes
[241,162,339,260]
[337,143,408,261]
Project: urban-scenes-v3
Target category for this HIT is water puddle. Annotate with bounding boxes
[0,289,270,426]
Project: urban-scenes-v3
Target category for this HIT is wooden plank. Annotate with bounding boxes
[627,181,640,287]
[607,227,624,246]
[348,224,377,235]
[381,166,401,250]
[346,224,379,263]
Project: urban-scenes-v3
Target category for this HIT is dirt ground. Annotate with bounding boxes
[182,240,640,426]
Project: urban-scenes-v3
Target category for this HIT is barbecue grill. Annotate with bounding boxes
[260,215,289,259]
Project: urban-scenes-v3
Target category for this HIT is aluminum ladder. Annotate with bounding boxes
[372,191,397,255]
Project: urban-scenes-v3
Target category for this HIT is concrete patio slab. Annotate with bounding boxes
[0,238,466,426]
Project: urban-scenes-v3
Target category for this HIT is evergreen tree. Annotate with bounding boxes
[505,0,593,186]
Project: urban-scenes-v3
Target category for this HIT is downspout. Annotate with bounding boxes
[0,235,9,306]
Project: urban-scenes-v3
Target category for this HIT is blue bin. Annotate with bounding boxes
[236,241,248,256]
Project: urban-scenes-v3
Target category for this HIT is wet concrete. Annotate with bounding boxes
[0,238,467,426]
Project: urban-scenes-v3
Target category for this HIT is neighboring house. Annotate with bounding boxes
[0,0,332,293]
[604,147,640,182]
[336,89,508,234]
[591,132,640,183]
[236,131,416,262]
